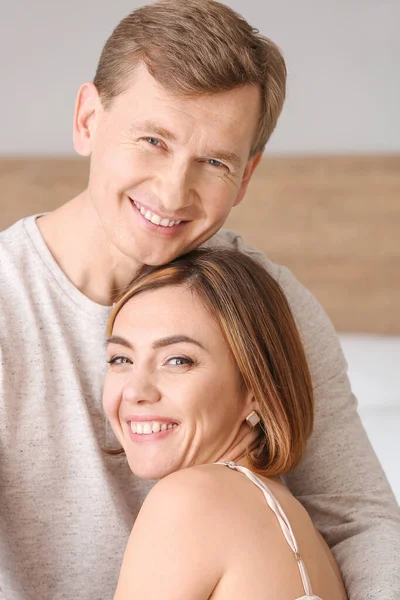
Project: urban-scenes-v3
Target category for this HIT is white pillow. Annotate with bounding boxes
[338,334,400,409]
[338,334,400,501]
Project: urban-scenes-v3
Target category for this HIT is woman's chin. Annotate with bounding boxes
[127,457,176,481]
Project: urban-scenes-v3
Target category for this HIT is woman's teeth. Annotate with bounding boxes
[130,421,178,435]
[132,200,181,228]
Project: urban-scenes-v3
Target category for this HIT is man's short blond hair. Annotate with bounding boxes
[93,0,287,156]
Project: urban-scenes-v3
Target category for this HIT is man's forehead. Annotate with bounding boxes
[123,65,261,128]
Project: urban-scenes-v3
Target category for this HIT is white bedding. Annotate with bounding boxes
[339,334,400,502]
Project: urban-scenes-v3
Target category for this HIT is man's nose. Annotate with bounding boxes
[158,159,196,213]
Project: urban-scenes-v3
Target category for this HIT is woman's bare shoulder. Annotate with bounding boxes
[143,464,291,544]
[142,466,325,599]
[143,464,249,523]
[138,464,278,544]
[113,466,232,600]
[116,465,339,600]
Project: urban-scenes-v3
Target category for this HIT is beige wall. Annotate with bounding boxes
[2,154,399,334]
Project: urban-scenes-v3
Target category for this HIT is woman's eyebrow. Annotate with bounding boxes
[106,335,133,349]
[152,335,206,351]
[106,334,206,351]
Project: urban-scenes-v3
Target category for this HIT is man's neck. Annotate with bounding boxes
[37,191,142,306]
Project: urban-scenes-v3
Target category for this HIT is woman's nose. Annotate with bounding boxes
[122,378,161,406]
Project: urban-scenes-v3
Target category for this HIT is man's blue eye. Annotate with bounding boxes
[146,137,161,146]
[208,159,223,168]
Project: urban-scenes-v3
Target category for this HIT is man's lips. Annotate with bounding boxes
[129,197,188,228]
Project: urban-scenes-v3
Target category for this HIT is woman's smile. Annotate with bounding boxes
[126,416,180,443]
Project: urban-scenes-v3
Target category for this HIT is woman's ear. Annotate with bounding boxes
[73,82,101,156]
[242,388,259,423]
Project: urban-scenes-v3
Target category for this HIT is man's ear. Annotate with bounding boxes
[73,82,101,156]
[234,151,263,207]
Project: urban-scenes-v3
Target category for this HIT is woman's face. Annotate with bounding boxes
[103,285,255,479]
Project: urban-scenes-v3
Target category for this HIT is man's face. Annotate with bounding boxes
[75,64,262,268]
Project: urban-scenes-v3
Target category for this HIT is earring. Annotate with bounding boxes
[245,410,261,428]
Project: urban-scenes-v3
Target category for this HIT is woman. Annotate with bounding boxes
[103,248,347,600]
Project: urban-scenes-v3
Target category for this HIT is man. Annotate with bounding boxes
[0,1,399,599]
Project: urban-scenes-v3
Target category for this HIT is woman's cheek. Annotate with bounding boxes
[102,377,119,420]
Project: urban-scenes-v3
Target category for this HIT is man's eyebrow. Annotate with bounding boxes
[106,335,134,350]
[130,120,177,143]
[152,335,206,351]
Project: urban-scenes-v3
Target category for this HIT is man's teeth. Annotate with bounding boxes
[133,200,181,228]
[130,421,178,435]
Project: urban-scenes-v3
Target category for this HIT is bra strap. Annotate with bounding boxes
[214,462,313,596]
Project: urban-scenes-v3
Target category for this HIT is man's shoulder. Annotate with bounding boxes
[206,228,281,280]
[208,228,321,322]
[208,229,344,388]
[0,217,26,241]
[0,215,46,319]
[0,216,35,261]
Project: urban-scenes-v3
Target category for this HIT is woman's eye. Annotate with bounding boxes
[145,137,162,147]
[166,356,194,367]
[107,356,132,365]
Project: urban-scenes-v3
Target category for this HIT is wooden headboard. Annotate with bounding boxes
[1,155,399,334]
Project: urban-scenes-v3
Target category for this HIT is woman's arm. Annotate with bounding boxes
[113,468,224,600]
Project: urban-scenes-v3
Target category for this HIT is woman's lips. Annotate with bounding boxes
[127,422,179,444]
[125,416,180,443]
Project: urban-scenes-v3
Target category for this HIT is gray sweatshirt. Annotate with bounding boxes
[0,215,399,600]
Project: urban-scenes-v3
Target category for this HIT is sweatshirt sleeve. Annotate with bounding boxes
[228,233,400,600]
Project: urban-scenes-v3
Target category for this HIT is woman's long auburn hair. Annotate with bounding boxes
[107,248,314,478]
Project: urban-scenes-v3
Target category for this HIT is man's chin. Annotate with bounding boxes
[134,226,223,267]
[137,245,193,268]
